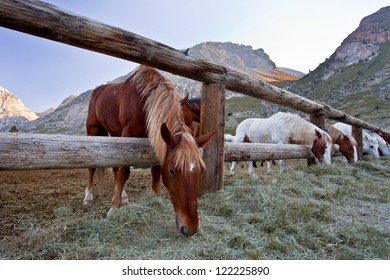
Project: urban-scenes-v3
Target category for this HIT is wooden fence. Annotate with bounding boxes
[0,0,389,193]
[0,133,313,171]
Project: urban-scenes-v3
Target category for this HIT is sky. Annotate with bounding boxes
[0,0,389,113]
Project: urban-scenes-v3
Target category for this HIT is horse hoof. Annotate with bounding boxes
[107,208,116,217]
[152,189,161,197]
[121,190,129,205]
[83,199,93,205]
[83,197,94,205]
[121,197,129,205]
[84,190,94,204]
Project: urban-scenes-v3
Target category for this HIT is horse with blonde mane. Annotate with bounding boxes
[230,112,332,176]
[85,65,216,237]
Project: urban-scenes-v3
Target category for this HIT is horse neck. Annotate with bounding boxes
[327,125,342,144]
[147,92,188,161]
[287,116,319,144]
[133,66,190,161]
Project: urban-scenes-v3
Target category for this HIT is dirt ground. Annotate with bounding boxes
[0,161,304,246]
[0,168,153,240]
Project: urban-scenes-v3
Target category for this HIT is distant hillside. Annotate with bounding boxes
[19,90,92,135]
[286,6,390,130]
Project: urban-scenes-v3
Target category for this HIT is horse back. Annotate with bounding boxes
[86,79,147,137]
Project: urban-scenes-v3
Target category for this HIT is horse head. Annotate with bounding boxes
[311,129,332,164]
[363,133,380,158]
[338,134,358,163]
[180,94,194,126]
[371,132,390,156]
[160,123,216,237]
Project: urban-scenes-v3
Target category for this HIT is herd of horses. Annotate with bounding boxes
[85,65,390,237]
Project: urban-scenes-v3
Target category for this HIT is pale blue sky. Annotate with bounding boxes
[0,0,388,112]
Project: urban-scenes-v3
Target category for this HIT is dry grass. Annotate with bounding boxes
[1,157,389,260]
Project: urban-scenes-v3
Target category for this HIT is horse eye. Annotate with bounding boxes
[170,170,176,178]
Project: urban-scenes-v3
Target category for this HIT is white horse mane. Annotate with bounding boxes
[273,112,330,144]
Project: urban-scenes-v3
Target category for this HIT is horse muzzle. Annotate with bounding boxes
[176,214,198,237]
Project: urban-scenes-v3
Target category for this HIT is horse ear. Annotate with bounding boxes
[161,123,179,148]
[315,129,322,139]
[180,93,189,105]
[195,130,217,148]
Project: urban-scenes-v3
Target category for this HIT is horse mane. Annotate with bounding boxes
[277,112,331,144]
[327,125,343,144]
[130,65,205,172]
[327,125,358,146]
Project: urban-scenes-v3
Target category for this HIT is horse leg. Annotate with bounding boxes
[107,166,130,217]
[84,168,95,204]
[151,165,161,196]
[85,123,107,205]
[248,161,258,177]
[279,160,286,173]
[267,161,272,174]
[230,161,237,174]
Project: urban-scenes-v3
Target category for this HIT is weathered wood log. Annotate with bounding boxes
[0,133,160,170]
[0,133,314,171]
[224,142,313,162]
[200,83,225,194]
[0,0,389,137]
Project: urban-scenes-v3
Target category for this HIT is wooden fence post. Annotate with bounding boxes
[309,114,326,130]
[199,83,225,195]
[352,126,363,160]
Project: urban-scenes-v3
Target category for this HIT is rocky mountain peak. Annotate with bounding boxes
[344,6,390,45]
[317,6,390,81]
[285,6,390,130]
[189,42,277,72]
[0,86,38,121]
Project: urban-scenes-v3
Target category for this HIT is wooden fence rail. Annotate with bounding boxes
[0,133,313,171]
[0,0,389,136]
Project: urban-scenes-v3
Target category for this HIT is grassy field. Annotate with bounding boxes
[1,156,389,260]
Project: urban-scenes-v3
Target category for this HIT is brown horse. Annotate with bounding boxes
[85,65,216,237]
[180,95,201,123]
[180,94,200,136]
[326,124,358,163]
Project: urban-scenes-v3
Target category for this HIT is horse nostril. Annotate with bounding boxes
[180,226,189,237]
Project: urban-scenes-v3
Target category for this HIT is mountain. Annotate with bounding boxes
[0,86,39,132]
[0,86,38,120]
[12,42,302,135]
[19,90,92,135]
[285,6,390,130]
[188,42,302,82]
[36,107,55,118]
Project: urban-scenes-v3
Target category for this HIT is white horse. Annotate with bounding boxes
[224,134,236,170]
[366,131,390,156]
[332,122,380,158]
[231,112,333,176]
[224,134,236,143]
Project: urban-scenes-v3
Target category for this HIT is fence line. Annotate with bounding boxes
[0,0,389,136]
[0,133,313,171]
[0,0,388,192]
